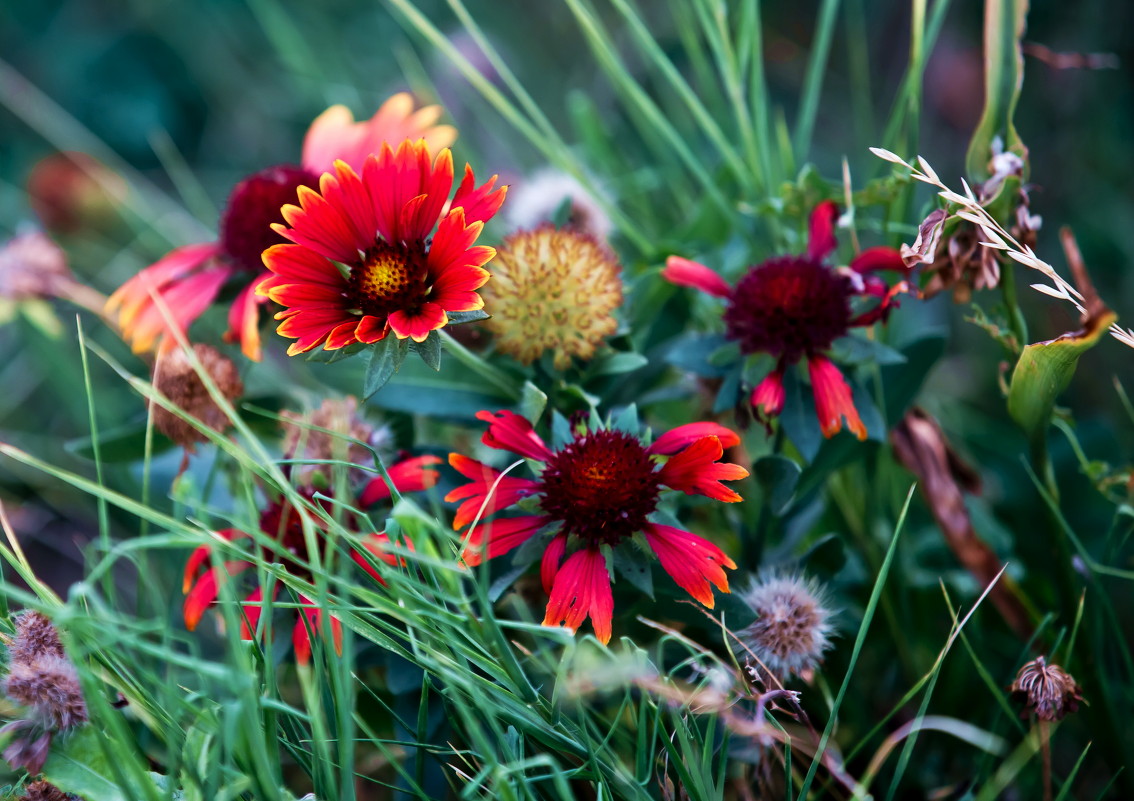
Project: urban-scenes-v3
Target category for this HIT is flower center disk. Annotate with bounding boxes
[539,429,660,546]
[349,242,427,318]
[724,256,853,362]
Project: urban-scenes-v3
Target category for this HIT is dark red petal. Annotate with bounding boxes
[849,246,907,275]
[807,200,840,261]
[750,369,786,420]
[642,523,735,608]
[541,534,568,594]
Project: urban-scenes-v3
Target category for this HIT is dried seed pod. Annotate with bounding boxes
[19,779,73,801]
[151,344,243,450]
[4,655,88,730]
[737,574,835,681]
[8,611,66,665]
[1010,656,1083,722]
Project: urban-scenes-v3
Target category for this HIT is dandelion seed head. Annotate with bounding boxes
[737,573,835,679]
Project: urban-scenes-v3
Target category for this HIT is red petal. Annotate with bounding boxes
[182,560,250,631]
[648,422,741,455]
[445,453,540,530]
[541,534,567,594]
[807,200,840,261]
[182,529,241,593]
[476,409,553,462]
[107,242,221,322]
[388,302,447,342]
[849,246,906,275]
[657,436,748,502]
[293,597,344,664]
[123,265,233,354]
[662,256,732,299]
[541,548,614,644]
[460,515,549,567]
[750,369,786,421]
[224,279,265,361]
[239,585,279,640]
[360,455,443,506]
[808,355,867,440]
[642,523,736,608]
[351,532,410,584]
[450,163,507,227]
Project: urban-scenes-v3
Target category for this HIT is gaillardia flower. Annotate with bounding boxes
[258,140,505,351]
[665,201,907,440]
[446,410,748,643]
[480,224,622,369]
[183,454,440,662]
[106,94,456,361]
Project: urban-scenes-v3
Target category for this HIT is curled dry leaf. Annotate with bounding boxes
[891,408,1033,638]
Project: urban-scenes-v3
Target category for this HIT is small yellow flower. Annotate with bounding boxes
[482,225,622,370]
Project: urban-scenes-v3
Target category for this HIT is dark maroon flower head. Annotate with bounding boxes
[219,165,319,273]
[539,429,662,546]
[723,256,853,363]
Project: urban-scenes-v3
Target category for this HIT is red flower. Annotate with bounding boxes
[182,454,440,662]
[257,140,505,352]
[664,201,908,440]
[445,410,747,644]
[106,94,455,361]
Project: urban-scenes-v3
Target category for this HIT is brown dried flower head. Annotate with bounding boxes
[0,231,75,302]
[7,611,66,666]
[26,151,128,235]
[737,573,834,680]
[280,396,385,482]
[151,344,244,450]
[19,779,73,801]
[1,721,53,776]
[481,224,622,370]
[1010,656,1083,722]
[4,655,88,730]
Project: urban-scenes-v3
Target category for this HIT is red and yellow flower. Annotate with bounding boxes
[664,201,908,440]
[182,454,440,662]
[445,410,748,644]
[257,140,505,352]
[106,93,455,361]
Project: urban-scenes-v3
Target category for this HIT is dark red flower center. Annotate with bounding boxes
[723,256,852,363]
[257,492,327,578]
[220,165,320,273]
[349,241,429,318]
[538,429,660,546]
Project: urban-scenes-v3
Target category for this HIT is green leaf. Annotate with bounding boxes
[965,0,1029,179]
[752,455,801,516]
[411,331,441,371]
[446,310,490,325]
[666,333,732,377]
[590,351,649,376]
[362,337,409,400]
[551,410,573,449]
[611,403,639,434]
[829,334,908,366]
[519,381,547,424]
[65,419,175,462]
[612,543,654,600]
[713,368,741,414]
[1007,310,1117,444]
[44,727,165,801]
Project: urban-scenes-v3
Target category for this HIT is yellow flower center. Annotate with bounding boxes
[349,242,427,317]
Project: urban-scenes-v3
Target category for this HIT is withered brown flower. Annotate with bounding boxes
[151,344,243,451]
[19,779,74,801]
[1010,656,1083,721]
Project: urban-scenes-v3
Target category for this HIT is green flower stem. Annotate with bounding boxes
[999,259,1029,350]
[439,329,522,399]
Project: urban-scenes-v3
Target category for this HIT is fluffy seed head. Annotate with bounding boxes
[0,230,75,302]
[1010,656,1083,722]
[737,573,834,680]
[280,396,376,482]
[8,611,66,665]
[151,344,244,450]
[481,225,622,370]
[3,655,88,730]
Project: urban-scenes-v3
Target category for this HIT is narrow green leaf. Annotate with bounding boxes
[965,0,1029,179]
